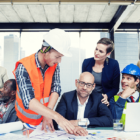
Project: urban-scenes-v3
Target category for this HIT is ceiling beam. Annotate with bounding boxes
[109,5,127,33]
[0,23,140,30]
[0,0,138,5]
[0,29,109,32]
[1,29,140,32]
[119,23,140,29]
[0,23,109,29]
[109,4,136,32]
[0,0,134,2]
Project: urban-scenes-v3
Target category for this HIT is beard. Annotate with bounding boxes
[77,89,92,99]
[0,91,10,103]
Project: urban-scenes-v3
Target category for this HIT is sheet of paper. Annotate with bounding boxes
[28,124,140,140]
[29,124,94,140]
[0,133,25,140]
[0,121,23,134]
[1,128,140,140]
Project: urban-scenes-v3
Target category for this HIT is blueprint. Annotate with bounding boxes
[1,124,140,140]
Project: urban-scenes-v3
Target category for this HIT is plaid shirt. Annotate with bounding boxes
[15,50,61,109]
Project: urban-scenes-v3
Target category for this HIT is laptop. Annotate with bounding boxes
[124,103,140,132]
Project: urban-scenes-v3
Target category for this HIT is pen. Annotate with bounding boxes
[27,129,29,138]
[88,133,96,136]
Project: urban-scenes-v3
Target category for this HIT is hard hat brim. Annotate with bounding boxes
[61,51,72,57]
[55,48,72,57]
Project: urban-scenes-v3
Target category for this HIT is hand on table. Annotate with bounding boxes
[54,113,75,134]
[42,117,55,133]
[101,94,109,106]
[73,126,88,136]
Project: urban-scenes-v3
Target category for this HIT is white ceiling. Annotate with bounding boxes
[0,4,140,23]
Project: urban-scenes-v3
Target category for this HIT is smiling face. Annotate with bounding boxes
[121,74,139,90]
[94,43,111,61]
[43,49,64,67]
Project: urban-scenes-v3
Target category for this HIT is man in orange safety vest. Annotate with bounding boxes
[13,29,87,136]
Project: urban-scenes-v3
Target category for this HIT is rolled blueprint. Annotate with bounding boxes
[0,121,23,134]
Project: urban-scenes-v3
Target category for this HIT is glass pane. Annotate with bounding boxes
[60,32,102,93]
[21,32,45,57]
[0,32,20,79]
[114,32,139,72]
[60,32,80,93]
[81,32,101,58]
[0,31,108,96]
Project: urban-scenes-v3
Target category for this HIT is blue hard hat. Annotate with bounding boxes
[121,64,140,76]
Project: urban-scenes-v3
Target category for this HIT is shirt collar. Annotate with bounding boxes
[0,99,14,105]
[77,93,89,106]
[127,91,139,101]
[35,50,49,69]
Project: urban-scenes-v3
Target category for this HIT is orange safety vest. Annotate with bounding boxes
[13,54,57,125]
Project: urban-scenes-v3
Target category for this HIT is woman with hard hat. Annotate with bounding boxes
[82,38,120,105]
[109,64,140,125]
[13,29,76,134]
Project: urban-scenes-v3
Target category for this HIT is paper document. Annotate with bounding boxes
[0,121,23,134]
[0,133,25,140]
[29,125,93,140]
[29,125,140,140]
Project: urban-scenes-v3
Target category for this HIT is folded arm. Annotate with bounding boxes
[109,96,126,119]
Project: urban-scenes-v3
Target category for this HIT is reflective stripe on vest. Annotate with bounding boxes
[40,97,50,104]
[16,101,42,120]
[17,90,21,99]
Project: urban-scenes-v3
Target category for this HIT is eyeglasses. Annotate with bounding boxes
[77,80,94,88]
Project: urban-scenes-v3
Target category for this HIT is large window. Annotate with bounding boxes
[20,32,45,57]
[0,31,101,94]
[60,32,100,93]
[114,32,139,72]
[0,32,20,79]
[2,31,139,95]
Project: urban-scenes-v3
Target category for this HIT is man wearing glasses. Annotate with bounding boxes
[54,72,113,130]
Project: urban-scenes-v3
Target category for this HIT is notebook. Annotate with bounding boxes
[124,103,140,132]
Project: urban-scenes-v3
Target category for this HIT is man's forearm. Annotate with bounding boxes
[48,92,59,109]
[29,98,75,133]
[29,98,59,120]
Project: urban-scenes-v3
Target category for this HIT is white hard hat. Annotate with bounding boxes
[43,28,72,57]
